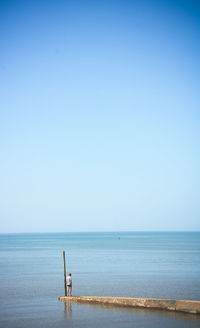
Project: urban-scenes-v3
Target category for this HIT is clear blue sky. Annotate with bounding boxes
[0,0,199,233]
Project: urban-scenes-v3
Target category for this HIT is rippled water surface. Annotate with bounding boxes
[0,232,200,327]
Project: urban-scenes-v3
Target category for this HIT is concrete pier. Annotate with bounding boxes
[59,296,200,314]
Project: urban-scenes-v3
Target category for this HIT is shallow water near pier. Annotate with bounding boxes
[0,232,200,327]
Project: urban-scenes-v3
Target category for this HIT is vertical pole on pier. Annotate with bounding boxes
[63,250,67,296]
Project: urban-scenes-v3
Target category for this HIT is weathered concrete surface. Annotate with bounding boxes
[145,298,176,311]
[59,296,200,314]
[176,300,200,314]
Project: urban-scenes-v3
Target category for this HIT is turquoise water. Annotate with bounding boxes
[0,232,200,327]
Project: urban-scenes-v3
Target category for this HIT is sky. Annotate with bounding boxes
[0,0,200,233]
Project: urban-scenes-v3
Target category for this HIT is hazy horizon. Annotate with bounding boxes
[1,230,200,235]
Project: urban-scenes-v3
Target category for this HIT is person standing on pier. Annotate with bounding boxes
[66,273,72,296]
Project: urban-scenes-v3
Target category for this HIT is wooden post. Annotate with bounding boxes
[63,250,67,296]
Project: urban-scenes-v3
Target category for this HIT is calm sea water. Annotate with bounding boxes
[0,232,200,328]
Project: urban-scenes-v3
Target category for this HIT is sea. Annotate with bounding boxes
[0,232,200,328]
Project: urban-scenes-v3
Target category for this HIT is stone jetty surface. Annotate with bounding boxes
[59,296,200,314]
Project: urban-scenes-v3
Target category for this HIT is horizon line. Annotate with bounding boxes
[0,230,200,235]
